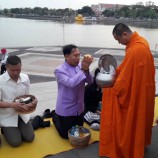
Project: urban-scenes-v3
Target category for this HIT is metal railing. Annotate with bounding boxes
[155,44,158,54]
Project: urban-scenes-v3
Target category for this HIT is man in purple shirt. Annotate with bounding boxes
[53,44,93,138]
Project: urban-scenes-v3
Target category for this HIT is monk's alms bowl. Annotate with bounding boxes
[96,54,117,88]
[96,72,116,88]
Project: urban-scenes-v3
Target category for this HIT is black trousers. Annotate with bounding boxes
[1,64,6,75]
[52,112,84,139]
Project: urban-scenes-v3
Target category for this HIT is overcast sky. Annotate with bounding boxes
[1,0,158,9]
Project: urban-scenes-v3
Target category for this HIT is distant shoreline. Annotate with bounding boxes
[3,14,158,28]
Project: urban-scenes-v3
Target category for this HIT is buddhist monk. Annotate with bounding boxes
[99,23,155,158]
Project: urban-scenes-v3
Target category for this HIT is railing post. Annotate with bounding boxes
[155,44,158,55]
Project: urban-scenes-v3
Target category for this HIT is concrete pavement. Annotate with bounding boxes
[29,81,57,117]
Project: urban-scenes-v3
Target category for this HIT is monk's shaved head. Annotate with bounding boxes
[112,23,132,36]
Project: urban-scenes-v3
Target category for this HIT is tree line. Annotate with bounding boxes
[102,4,158,19]
[1,2,158,20]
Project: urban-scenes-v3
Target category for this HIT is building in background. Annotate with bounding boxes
[91,3,125,16]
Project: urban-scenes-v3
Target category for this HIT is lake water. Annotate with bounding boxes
[0,17,158,51]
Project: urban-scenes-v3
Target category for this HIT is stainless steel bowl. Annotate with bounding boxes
[98,54,117,71]
[96,73,116,88]
[96,54,117,88]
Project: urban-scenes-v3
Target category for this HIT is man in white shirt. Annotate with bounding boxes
[0,48,9,74]
[0,55,36,147]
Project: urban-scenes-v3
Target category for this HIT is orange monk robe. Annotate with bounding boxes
[99,32,155,158]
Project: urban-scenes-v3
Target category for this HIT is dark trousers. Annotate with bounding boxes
[1,116,35,147]
[52,112,84,139]
[1,64,6,75]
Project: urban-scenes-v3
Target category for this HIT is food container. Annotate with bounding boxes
[68,126,91,148]
[14,94,37,114]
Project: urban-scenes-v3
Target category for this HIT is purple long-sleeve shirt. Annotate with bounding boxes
[54,61,93,116]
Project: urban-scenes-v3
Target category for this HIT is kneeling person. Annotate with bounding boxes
[0,56,36,147]
[53,44,93,139]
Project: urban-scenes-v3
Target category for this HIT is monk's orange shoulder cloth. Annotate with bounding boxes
[99,32,155,158]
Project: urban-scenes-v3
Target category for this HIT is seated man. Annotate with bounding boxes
[84,67,102,130]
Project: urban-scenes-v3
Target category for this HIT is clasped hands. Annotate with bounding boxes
[81,54,93,71]
[13,98,38,113]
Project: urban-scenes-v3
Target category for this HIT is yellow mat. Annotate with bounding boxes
[0,123,99,158]
[153,97,158,126]
[1,97,158,158]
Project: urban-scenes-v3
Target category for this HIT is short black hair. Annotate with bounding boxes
[62,44,78,56]
[6,55,21,65]
[113,23,132,36]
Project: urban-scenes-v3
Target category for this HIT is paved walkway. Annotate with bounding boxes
[6,46,158,118]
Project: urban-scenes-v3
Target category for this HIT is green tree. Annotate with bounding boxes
[78,6,94,16]
[33,7,42,15]
[117,6,131,17]
[102,10,114,17]
[143,6,156,19]
[4,9,9,14]
[10,8,21,14]
[42,7,49,15]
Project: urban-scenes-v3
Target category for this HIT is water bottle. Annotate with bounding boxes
[74,125,79,137]
[70,126,75,136]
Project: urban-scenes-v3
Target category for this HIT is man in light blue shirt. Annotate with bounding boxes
[53,44,93,138]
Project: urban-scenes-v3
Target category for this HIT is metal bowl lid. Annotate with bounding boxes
[98,54,117,72]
